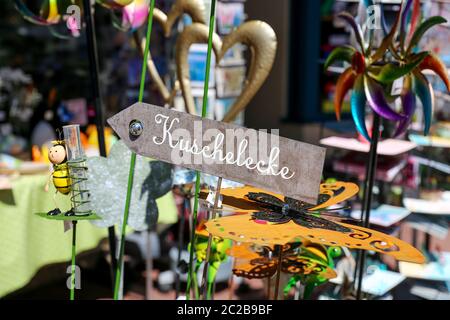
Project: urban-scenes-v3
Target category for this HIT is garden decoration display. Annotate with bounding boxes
[188,222,232,300]
[283,242,342,300]
[109,102,327,301]
[204,183,424,299]
[204,183,424,263]
[14,0,82,38]
[325,0,450,141]
[36,125,99,301]
[228,242,337,300]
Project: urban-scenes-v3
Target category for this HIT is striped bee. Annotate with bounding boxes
[47,140,71,215]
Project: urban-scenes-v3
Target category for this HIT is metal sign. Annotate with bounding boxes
[108,103,326,204]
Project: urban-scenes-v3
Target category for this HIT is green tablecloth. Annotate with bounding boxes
[0,174,177,297]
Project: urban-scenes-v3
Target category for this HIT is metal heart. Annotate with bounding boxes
[135,0,206,105]
[176,21,277,121]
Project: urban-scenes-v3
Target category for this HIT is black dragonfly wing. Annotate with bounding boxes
[246,192,285,210]
[284,193,333,212]
[291,211,352,233]
[252,210,291,224]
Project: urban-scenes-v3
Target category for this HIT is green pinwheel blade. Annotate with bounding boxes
[407,16,447,54]
[369,51,428,84]
[324,46,356,70]
[364,76,405,121]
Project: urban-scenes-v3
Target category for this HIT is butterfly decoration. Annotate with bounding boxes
[325,0,450,141]
[205,183,425,263]
[283,242,342,299]
[203,181,360,232]
[246,182,360,233]
[228,242,337,281]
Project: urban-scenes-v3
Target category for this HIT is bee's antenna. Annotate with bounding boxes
[56,128,63,141]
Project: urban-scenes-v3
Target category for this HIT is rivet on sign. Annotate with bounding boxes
[129,120,143,137]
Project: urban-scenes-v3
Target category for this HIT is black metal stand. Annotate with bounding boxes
[355,114,381,300]
[274,245,283,300]
[82,0,117,287]
[353,144,374,287]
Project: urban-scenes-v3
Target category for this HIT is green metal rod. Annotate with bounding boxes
[70,221,77,300]
[185,0,217,300]
[207,280,213,300]
[113,0,156,300]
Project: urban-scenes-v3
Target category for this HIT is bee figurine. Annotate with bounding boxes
[46,140,72,216]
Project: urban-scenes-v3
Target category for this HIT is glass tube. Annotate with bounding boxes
[63,125,91,215]
[63,125,84,161]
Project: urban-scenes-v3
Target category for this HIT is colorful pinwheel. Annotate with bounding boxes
[325,0,449,141]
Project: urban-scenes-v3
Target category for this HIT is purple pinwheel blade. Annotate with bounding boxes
[364,76,406,121]
[337,12,365,52]
[394,90,416,137]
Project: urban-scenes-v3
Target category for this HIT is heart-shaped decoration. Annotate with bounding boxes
[175,21,277,121]
[133,0,206,105]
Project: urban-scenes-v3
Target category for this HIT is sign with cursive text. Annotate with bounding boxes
[108,103,326,203]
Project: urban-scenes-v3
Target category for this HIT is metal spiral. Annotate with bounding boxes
[68,157,91,216]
